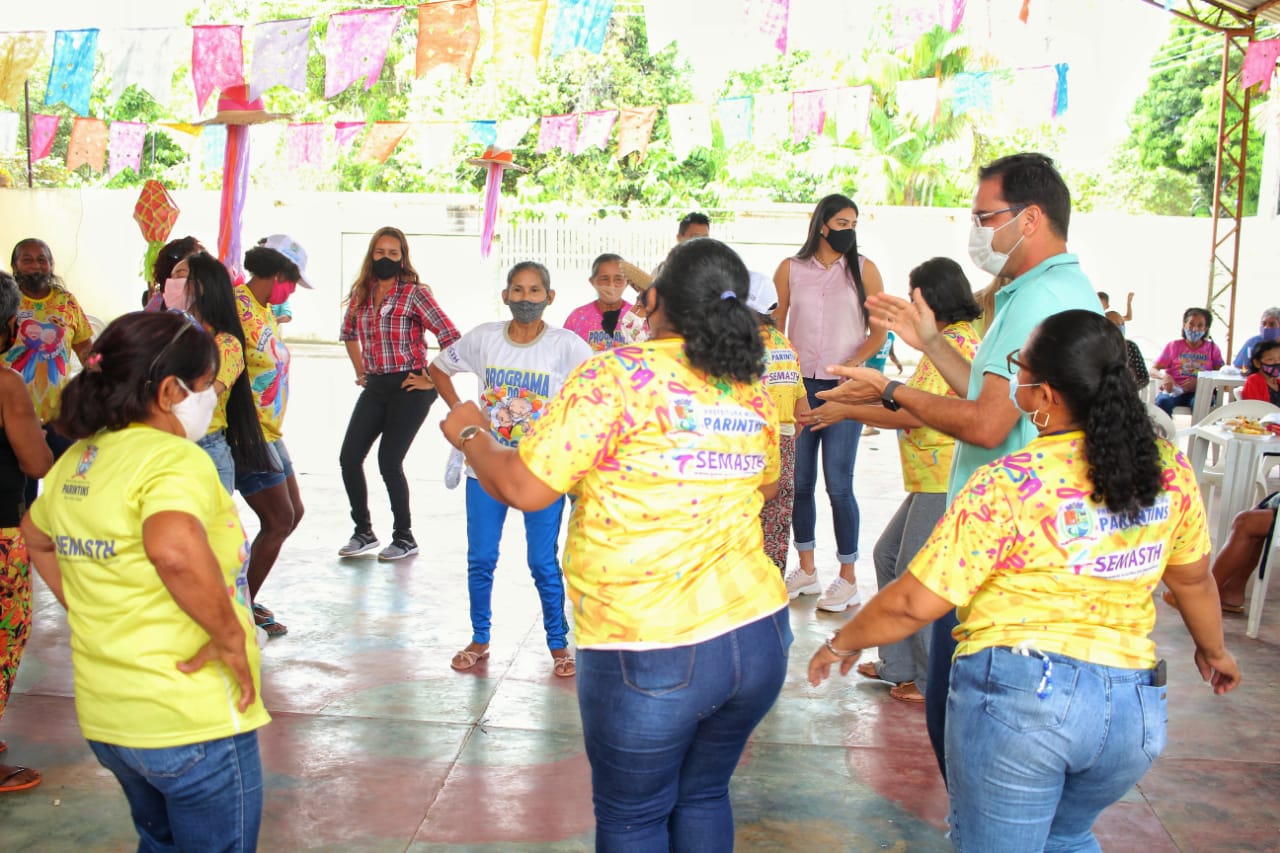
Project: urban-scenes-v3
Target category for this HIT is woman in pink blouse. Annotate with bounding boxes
[773,194,886,612]
[338,227,461,562]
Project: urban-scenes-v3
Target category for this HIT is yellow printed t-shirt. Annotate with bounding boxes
[899,321,980,493]
[760,326,808,432]
[27,425,270,747]
[909,432,1210,669]
[518,338,788,648]
[3,287,92,423]
[235,285,290,441]
[209,330,245,435]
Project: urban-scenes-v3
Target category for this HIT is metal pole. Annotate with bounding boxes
[23,80,33,188]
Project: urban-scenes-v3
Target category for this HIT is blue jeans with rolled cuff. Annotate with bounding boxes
[792,377,863,563]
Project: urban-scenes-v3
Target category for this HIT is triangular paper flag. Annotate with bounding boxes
[201,125,228,171]
[950,72,993,114]
[0,33,46,110]
[414,121,463,168]
[325,8,405,99]
[103,28,183,103]
[469,120,498,145]
[616,106,657,160]
[335,120,365,150]
[717,97,753,147]
[45,29,99,116]
[249,18,312,100]
[495,116,536,149]
[536,113,577,154]
[895,77,938,123]
[30,114,60,161]
[752,93,790,145]
[192,25,245,113]
[666,103,711,161]
[416,0,482,81]
[1243,39,1280,92]
[744,0,789,54]
[833,86,871,140]
[0,112,17,156]
[1053,62,1069,116]
[285,122,326,168]
[66,117,107,173]
[494,0,548,75]
[356,121,410,164]
[575,109,617,154]
[108,120,147,177]
[791,89,829,143]
[550,0,614,57]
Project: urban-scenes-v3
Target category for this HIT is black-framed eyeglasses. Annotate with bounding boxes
[972,205,1027,228]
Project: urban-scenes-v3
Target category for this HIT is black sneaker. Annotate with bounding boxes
[377,538,419,561]
[338,530,379,557]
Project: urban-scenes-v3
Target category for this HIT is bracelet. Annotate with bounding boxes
[824,636,859,657]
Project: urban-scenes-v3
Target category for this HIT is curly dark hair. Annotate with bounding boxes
[651,238,764,383]
[57,311,218,440]
[1022,310,1162,515]
[1247,339,1280,374]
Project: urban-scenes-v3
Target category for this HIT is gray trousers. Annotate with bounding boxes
[871,491,947,694]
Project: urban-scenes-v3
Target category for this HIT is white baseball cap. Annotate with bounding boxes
[259,234,313,289]
[746,270,778,315]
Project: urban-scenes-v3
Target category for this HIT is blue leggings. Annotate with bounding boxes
[465,478,568,649]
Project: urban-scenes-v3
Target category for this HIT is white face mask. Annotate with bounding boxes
[173,377,218,441]
[968,210,1025,277]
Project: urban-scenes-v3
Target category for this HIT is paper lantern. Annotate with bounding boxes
[133,180,180,244]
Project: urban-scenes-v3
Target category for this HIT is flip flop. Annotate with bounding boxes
[552,655,576,678]
[451,648,490,672]
[0,766,41,793]
[855,661,886,681]
[1222,602,1246,614]
[889,682,926,704]
[254,612,288,638]
[252,603,275,621]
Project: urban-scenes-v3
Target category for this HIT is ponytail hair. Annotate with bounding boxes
[1023,310,1163,516]
[57,311,218,440]
[652,238,765,383]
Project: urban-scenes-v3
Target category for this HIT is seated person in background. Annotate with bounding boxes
[1233,307,1280,369]
[1106,309,1149,388]
[1152,307,1223,415]
[1166,492,1280,614]
[564,254,631,352]
[1241,339,1280,406]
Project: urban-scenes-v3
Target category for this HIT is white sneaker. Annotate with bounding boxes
[445,447,465,490]
[817,577,862,612]
[784,568,822,599]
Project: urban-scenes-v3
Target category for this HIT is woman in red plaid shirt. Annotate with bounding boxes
[338,227,461,561]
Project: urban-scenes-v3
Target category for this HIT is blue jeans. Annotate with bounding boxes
[197,430,235,494]
[577,608,792,852]
[946,647,1167,853]
[88,731,263,852]
[234,439,293,498]
[465,477,568,649]
[1154,389,1195,416]
[793,378,863,562]
[926,609,960,783]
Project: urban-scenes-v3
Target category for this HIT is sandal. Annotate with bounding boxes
[855,661,885,681]
[889,681,926,704]
[252,603,275,621]
[254,612,288,638]
[450,648,490,672]
[0,765,41,793]
[552,654,576,678]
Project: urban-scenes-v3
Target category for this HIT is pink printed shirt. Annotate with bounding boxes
[784,255,868,380]
[564,299,633,353]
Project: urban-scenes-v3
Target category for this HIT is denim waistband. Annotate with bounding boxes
[992,646,1158,686]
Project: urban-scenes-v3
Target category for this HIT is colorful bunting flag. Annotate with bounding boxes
[356,121,410,164]
[249,18,312,100]
[666,103,711,161]
[494,0,548,75]
[951,72,993,114]
[833,86,871,140]
[102,29,184,104]
[1053,62,1069,116]
[791,89,828,143]
[108,120,147,177]
[66,117,107,172]
[495,116,536,149]
[550,0,614,57]
[0,33,46,109]
[744,0,789,54]
[1020,0,1032,24]
[201,124,228,171]
[416,0,482,80]
[717,97,753,147]
[895,77,938,123]
[324,7,405,99]
[45,29,99,116]
[575,109,617,154]
[469,120,498,145]
[414,121,463,167]
[752,93,790,145]
[946,0,969,33]
[0,112,18,156]
[192,26,245,113]
[1243,39,1280,93]
[536,113,577,154]
[285,122,326,168]
[335,120,365,150]
[616,106,657,160]
[30,114,60,161]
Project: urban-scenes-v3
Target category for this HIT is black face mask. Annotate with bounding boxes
[823,227,856,255]
[371,257,402,281]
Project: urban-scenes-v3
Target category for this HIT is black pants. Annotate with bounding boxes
[23,425,74,508]
[338,372,437,541]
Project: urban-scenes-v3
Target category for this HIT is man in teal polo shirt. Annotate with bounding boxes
[813,153,1102,782]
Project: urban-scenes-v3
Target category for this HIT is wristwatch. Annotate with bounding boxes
[456,425,484,447]
[881,380,904,412]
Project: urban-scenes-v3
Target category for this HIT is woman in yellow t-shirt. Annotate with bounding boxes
[441,238,789,852]
[22,311,269,849]
[809,310,1240,852]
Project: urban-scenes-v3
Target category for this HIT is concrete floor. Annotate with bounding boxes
[1,345,1278,851]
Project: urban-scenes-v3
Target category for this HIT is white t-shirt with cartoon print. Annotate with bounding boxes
[432,321,593,477]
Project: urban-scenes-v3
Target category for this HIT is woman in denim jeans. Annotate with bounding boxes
[442,238,790,852]
[23,311,269,851]
[810,310,1240,851]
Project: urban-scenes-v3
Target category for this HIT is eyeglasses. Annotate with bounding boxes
[972,205,1026,229]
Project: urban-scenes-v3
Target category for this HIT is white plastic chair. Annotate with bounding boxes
[1147,403,1176,441]
[1184,400,1280,519]
[1246,507,1280,638]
